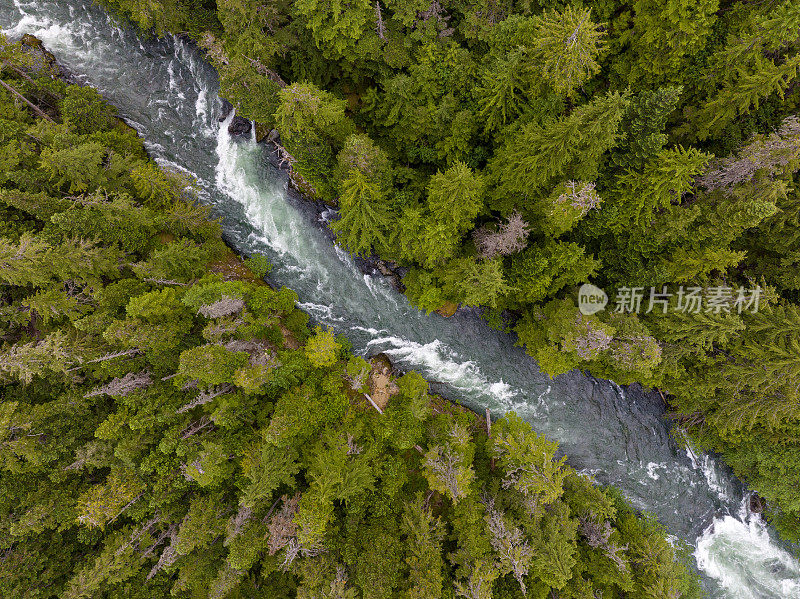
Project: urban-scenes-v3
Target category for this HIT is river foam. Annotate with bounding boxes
[696,498,800,598]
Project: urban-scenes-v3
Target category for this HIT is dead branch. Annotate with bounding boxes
[0,78,55,122]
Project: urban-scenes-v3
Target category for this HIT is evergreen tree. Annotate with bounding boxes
[529,5,606,96]
[330,170,394,257]
[490,91,629,212]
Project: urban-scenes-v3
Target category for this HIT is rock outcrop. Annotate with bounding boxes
[227,115,252,137]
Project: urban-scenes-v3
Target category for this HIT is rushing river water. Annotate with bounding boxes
[3,1,800,596]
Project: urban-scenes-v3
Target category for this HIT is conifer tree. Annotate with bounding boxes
[529,5,606,96]
[294,0,375,59]
[621,0,718,85]
[441,257,510,308]
[330,170,393,257]
[490,91,629,211]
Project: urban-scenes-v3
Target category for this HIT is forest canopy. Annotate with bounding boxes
[0,33,702,599]
[92,0,800,543]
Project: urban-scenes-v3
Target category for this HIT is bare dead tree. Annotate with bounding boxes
[223,339,261,353]
[225,504,253,544]
[557,180,601,213]
[115,515,160,557]
[345,364,369,391]
[415,1,454,37]
[578,516,613,548]
[577,515,628,571]
[176,384,234,414]
[482,496,533,595]
[146,526,179,580]
[473,211,530,258]
[85,371,152,398]
[64,441,109,471]
[268,493,301,558]
[143,277,189,286]
[0,78,55,122]
[198,296,245,319]
[425,444,469,503]
[345,432,362,455]
[572,314,613,360]
[698,115,800,191]
[243,55,287,87]
[203,318,244,342]
[375,1,387,40]
[604,541,629,572]
[363,392,384,415]
[454,560,497,599]
[179,416,216,440]
[86,348,141,364]
[223,339,279,369]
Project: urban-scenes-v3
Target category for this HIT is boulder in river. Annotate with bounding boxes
[749,493,766,514]
[228,115,252,137]
[218,99,234,122]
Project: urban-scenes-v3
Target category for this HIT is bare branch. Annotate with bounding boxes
[179,416,215,440]
[473,211,530,258]
[375,1,387,40]
[364,392,384,414]
[243,55,287,88]
[268,493,300,559]
[198,296,245,319]
[176,383,234,414]
[698,115,800,191]
[0,77,55,122]
[85,371,152,398]
[86,348,141,364]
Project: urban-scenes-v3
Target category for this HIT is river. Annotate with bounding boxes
[2,1,799,596]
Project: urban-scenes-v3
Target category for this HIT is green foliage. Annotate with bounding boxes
[489,91,630,211]
[274,82,353,201]
[620,0,718,85]
[612,86,683,170]
[505,241,599,306]
[61,85,117,135]
[177,344,250,387]
[130,161,193,209]
[294,0,374,59]
[244,253,272,278]
[330,169,393,257]
[440,256,510,308]
[529,5,606,96]
[304,325,342,368]
[1,7,770,597]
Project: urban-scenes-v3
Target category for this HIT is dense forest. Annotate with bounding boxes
[90,0,800,543]
[0,33,704,598]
